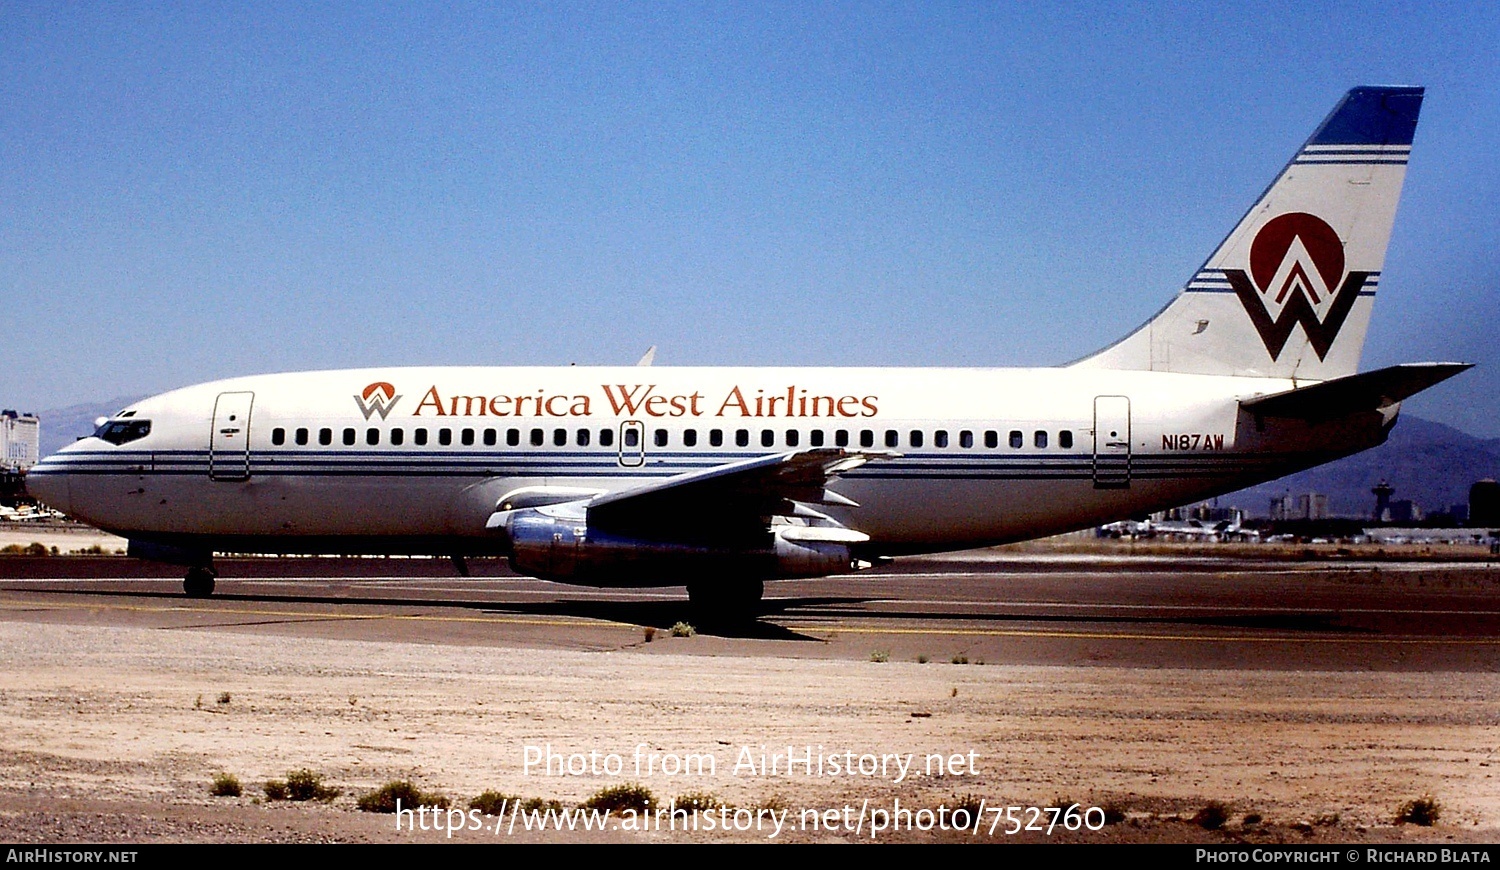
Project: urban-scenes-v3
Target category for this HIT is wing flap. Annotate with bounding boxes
[586,448,895,533]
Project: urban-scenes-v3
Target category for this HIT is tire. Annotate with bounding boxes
[183,568,216,598]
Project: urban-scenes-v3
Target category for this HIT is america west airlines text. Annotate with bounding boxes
[409,385,881,419]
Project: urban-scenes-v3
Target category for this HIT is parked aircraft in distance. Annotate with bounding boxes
[27,86,1468,616]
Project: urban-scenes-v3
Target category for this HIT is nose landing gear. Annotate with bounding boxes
[183,566,217,598]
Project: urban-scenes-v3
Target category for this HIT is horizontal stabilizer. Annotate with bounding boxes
[1240,362,1471,420]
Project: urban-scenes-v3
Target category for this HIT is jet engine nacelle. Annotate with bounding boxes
[501,509,859,586]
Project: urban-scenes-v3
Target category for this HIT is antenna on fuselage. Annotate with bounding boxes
[636,345,657,367]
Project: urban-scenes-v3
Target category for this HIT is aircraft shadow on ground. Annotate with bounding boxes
[0,584,867,640]
[0,582,1407,639]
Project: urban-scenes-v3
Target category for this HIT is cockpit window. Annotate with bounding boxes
[94,419,151,445]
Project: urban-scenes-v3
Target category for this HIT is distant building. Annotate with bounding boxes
[0,410,39,471]
[1388,499,1423,524]
[1270,492,1329,521]
[1371,480,1394,522]
[1472,479,1500,528]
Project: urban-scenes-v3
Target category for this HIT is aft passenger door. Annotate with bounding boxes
[210,391,254,481]
[1092,396,1131,489]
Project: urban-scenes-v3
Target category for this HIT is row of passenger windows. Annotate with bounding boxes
[269,426,1075,450]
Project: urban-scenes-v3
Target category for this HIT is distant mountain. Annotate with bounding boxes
[34,398,144,458]
[1222,416,1500,519]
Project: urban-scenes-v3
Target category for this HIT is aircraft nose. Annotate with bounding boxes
[23,458,71,515]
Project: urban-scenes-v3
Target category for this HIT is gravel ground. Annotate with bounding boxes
[0,619,1497,843]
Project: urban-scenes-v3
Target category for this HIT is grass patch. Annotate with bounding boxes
[209,772,242,797]
[670,621,695,638]
[356,780,448,813]
[643,626,656,643]
[1100,800,1128,825]
[469,790,520,816]
[869,650,889,663]
[1397,796,1440,826]
[673,791,727,811]
[583,783,656,813]
[263,769,340,802]
[950,654,969,665]
[1193,801,1230,830]
[216,692,231,705]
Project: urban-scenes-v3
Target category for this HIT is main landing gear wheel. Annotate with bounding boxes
[686,579,764,624]
[183,566,217,598]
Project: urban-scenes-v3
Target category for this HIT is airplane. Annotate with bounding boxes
[25,86,1470,617]
[1149,518,1254,542]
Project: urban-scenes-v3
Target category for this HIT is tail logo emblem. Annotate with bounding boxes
[1224,212,1369,361]
[354,382,401,420]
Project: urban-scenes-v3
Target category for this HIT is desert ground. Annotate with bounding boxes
[1,526,1498,843]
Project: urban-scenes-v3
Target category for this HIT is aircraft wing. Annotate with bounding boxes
[585,448,895,534]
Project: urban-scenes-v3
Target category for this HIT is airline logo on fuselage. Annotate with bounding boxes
[354,382,402,420]
[1224,212,1369,361]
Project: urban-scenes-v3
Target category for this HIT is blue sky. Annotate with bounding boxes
[3,2,1497,434]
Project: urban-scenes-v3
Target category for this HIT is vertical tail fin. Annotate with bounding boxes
[1074,86,1423,380]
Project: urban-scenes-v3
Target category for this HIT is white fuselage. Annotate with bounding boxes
[27,365,1389,576]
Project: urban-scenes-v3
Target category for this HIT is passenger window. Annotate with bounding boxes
[366,428,379,446]
[483,429,496,446]
[272,428,285,446]
[910,430,924,448]
[960,430,974,449]
[1009,430,1023,449]
[835,430,849,447]
[859,430,874,448]
[984,430,997,449]
[810,430,825,447]
[550,429,563,446]
[319,428,332,446]
[439,428,452,446]
[391,428,404,446]
[654,429,668,447]
[736,429,749,447]
[1034,430,1048,448]
[710,429,723,447]
[624,428,640,448]
[599,428,614,447]
[934,430,949,448]
[683,429,697,447]
[786,429,799,447]
[295,427,309,446]
[414,428,428,446]
[577,428,591,447]
[343,428,356,446]
[1059,431,1073,449]
[507,429,520,447]
[761,430,774,447]
[530,428,544,446]
[461,428,475,446]
[881,430,895,448]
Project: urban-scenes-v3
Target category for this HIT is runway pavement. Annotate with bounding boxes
[2,551,1498,670]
